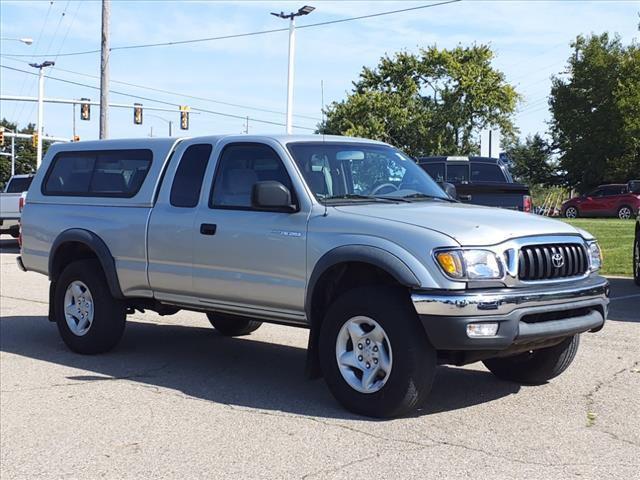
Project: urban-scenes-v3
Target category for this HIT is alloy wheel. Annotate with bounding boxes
[335,316,393,394]
[63,280,94,336]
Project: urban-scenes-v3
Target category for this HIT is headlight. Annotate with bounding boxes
[587,241,602,272]
[434,249,502,280]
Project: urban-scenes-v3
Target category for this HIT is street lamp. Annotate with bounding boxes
[29,61,55,168]
[271,5,315,134]
[1,37,33,45]
[146,114,173,137]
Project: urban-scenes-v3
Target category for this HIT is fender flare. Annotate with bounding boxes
[49,228,124,299]
[304,245,420,378]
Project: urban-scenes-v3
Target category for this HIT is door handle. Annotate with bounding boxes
[459,194,472,201]
[200,223,217,235]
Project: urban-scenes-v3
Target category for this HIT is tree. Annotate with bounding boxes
[0,118,39,188]
[506,134,559,187]
[320,45,520,157]
[550,34,640,192]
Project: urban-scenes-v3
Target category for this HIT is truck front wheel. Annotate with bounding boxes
[206,313,262,336]
[483,335,580,385]
[319,287,436,418]
[54,259,126,354]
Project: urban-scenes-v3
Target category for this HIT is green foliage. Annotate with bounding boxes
[505,134,559,187]
[550,34,640,193]
[320,45,520,157]
[0,118,40,189]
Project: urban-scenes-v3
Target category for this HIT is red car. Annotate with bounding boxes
[562,182,640,220]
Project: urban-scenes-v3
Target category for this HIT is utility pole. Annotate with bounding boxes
[72,102,76,138]
[271,5,315,134]
[169,121,172,137]
[29,61,54,168]
[99,0,111,139]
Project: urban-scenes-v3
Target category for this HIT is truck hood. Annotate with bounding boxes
[334,202,586,246]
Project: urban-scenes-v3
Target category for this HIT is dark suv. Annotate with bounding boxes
[562,183,640,220]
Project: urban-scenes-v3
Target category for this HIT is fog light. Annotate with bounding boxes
[466,323,499,337]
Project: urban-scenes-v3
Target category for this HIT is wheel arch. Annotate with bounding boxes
[304,245,421,378]
[49,229,124,300]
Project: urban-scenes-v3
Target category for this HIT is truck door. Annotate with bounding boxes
[191,141,308,323]
[147,142,213,298]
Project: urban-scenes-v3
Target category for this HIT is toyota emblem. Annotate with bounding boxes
[552,252,565,268]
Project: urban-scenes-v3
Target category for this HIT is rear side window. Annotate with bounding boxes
[43,149,152,197]
[5,177,33,193]
[422,163,445,182]
[446,164,469,183]
[170,144,212,208]
[470,163,506,182]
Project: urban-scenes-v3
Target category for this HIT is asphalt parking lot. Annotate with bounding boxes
[1,238,638,479]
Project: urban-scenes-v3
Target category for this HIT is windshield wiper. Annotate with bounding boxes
[400,193,457,203]
[324,194,402,203]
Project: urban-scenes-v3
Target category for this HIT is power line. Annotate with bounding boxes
[1,56,322,121]
[1,0,460,58]
[0,64,316,131]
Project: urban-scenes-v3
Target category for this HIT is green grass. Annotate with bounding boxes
[562,218,635,277]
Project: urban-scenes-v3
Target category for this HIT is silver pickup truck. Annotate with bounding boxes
[18,135,609,417]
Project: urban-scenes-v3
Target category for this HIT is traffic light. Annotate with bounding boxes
[80,98,91,121]
[133,103,143,125]
[179,106,190,130]
[0,127,4,147]
[32,133,38,147]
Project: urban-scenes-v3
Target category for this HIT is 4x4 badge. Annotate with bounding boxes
[552,252,565,268]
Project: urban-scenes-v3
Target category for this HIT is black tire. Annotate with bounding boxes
[564,206,578,219]
[54,259,126,354]
[206,313,262,336]
[319,286,436,418]
[483,335,580,385]
[617,205,633,220]
[633,230,640,286]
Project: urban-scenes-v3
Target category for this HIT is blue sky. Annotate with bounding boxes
[0,0,638,147]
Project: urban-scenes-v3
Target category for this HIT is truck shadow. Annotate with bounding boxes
[0,315,520,420]
[607,277,640,323]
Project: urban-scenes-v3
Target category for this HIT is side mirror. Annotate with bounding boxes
[252,181,296,212]
[438,181,458,200]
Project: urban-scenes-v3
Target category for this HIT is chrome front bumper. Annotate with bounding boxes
[411,276,609,351]
[412,275,609,317]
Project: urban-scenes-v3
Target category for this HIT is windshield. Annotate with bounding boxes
[287,142,450,203]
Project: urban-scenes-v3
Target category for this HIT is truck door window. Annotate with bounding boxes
[170,144,212,207]
[470,163,506,182]
[210,143,294,209]
[422,163,445,182]
[446,164,469,183]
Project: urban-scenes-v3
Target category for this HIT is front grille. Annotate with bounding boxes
[518,243,588,281]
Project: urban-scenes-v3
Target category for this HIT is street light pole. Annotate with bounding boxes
[11,134,15,176]
[100,0,111,139]
[271,5,315,134]
[29,61,55,169]
[1,37,33,45]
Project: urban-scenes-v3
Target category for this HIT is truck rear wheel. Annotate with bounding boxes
[319,287,436,418]
[54,259,126,354]
[206,313,262,336]
[483,335,580,385]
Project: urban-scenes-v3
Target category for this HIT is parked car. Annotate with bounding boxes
[417,156,532,212]
[634,212,639,286]
[0,174,34,238]
[562,183,640,220]
[18,135,609,418]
